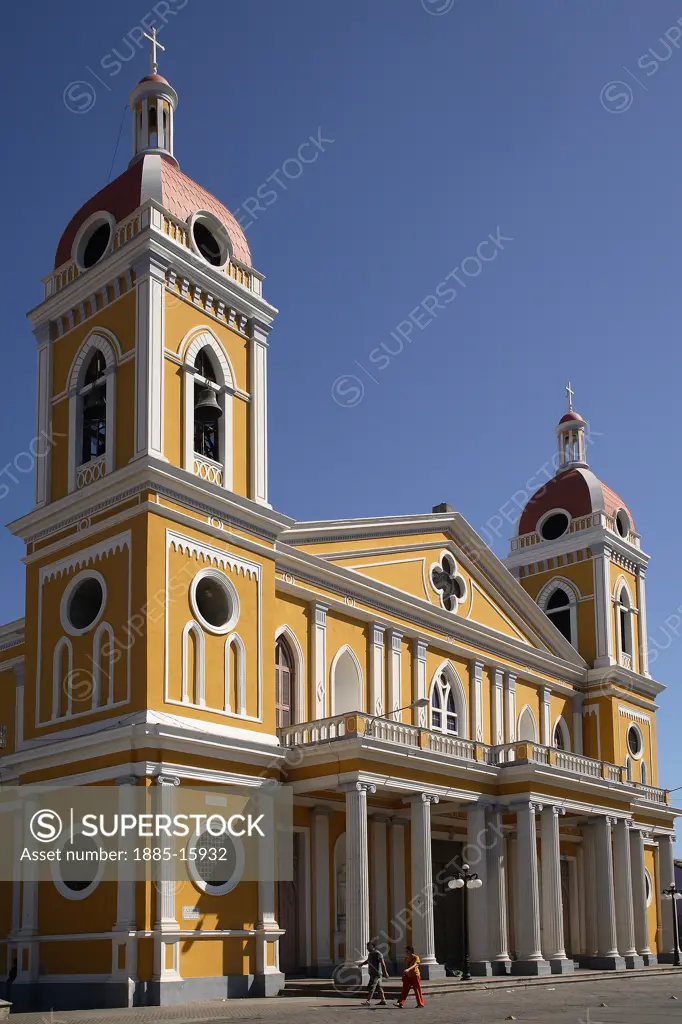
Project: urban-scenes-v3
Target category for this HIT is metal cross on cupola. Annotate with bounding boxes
[143,27,165,75]
[565,380,575,412]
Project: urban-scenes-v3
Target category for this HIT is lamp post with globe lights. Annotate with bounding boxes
[662,883,682,967]
[447,864,483,981]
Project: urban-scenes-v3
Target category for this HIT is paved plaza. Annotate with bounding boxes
[6,972,682,1024]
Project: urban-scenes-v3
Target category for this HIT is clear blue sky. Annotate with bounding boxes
[1,1,680,808]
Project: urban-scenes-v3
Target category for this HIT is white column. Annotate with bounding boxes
[504,673,517,747]
[540,687,551,747]
[592,816,624,968]
[541,806,573,972]
[405,794,444,979]
[636,568,649,676]
[658,833,677,961]
[114,775,138,932]
[133,253,167,461]
[466,804,491,974]
[511,802,550,975]
[311,808,333,973]
[255,791,283,993]
[470,660,484,742]
[249,320,270,506]
[154,775,180,930]
[311,603,327,720]
[371,816,390,947]
[34,322,53,507]
[593,543,615,667]
[572,693,584,754]
[389,817,408,964]
[411,639,427,725]
[630,827,655,964]
[487,807,510,973]
[492,669,504,747]
[370,626,385,718]
[340,782,375,982]
[581,823,597,958]
[613,819,641,967]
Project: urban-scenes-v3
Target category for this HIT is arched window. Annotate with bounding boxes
[546,588,572,644]
[275,637,293,728]
[552,716,571,751]
[193,348,221,462]
[331,647,363,715]
[80,350,107,465]
[518,705,538,742]
[626,756,633,782]
[430,673,458,734]
[640,761,648,785]
[616,586,633,666]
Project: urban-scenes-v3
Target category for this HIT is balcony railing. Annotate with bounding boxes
[510,510,641,552]
[278,715,669,803]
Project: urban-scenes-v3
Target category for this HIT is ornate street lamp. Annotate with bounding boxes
[447,864,483,981]
[662,883,682,967]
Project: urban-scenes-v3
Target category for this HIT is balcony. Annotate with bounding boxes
[510,510,641,553]
[278,714,669,805]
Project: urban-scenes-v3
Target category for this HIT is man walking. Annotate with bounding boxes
[361,941,389,1006]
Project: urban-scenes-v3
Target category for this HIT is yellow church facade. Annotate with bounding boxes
[0,57,678,1012]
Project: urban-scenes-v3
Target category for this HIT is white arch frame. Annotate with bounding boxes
[537,576,580,648]
[614,576,636,668]
[640,760,648,785]
[552,714,571,752]
[181,327,235,491]
[52,636,73,721]
[67,330,120,493]
[224,632,247,716]
[429,661,468,738]
[330,645,364,716]
[182,620,205,707]
[275,625,305,725]
[93,621,115,708]
[517,704,539,743]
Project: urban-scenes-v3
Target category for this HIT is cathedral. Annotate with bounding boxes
[0,46,678,1012]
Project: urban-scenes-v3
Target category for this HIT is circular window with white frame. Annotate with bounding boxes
[189,211,232,269]
[51,830,105,901]
[615,508,631,539]
[60,570,107,636]
[190,568,239,635]
[187,829,244,896]
[73,211,115,271]
[627,722,644,759]
[538,509,570,542]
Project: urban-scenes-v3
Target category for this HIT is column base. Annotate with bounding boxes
[511,959,551,976]
[641,953,658,966]
[418,962,446,981]
[624,955,644,969]
[469,961,493,977]
[550,958,575,974]
[586,956,626,971]
[492,959,512,976]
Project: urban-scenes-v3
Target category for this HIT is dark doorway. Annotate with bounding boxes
[278,832,303,975]
[432,838,464,973]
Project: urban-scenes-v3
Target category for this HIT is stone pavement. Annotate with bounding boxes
[7,971,682,1024]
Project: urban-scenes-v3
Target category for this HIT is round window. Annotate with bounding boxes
[188,830,244,895]
[52,832,103,900]
[190,569,239,635]
[190,213,230,268]
[616,509,630,538]
[75,215,114,270]
[540,512,570,541]
[60,572,106,635]
[627,724,643,758]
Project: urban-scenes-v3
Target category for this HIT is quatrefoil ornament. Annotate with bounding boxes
[430,552,467,612]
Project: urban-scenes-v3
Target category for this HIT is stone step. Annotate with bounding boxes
[0,1001,9,1021]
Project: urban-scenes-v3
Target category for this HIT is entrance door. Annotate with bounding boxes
[432,839,464,973]
[278,832,302,975]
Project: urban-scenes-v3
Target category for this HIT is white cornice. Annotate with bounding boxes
[504,524,650,572]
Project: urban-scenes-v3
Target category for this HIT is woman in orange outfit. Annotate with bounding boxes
[395,945,424,1008]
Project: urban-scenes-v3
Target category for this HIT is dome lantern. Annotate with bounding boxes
[128,28,178,168]
[555,381,588,472]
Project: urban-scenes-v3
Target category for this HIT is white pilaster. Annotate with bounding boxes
[133,253,167,461]
[636,568,649,676]
[487,807,510,973]
[154,775,180,931]
[371,816,390,947]
[389,817,408,964]
[613,819,641,967]
[630,827,655,964]
[249,320,270,507]
[114,776,138,932]
[658,833,677,961]
[34,323,53,507]
[405,794,445,979]
[504,673,517,746]
[492,669,504,746]
[411,639,427,725]
[572,693,584,754]
[591,816,624,969]
[511,802,550,975]
[593,543,615,667]
[541,806,573,972]
[311,603,327,720]
[466,804,492,974]
[370,626,385,718]
[340,782,376,982]
[540,687,551,747]
[470,660,484,742]
[311,807,333,972]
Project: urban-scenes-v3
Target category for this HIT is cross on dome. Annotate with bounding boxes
[565,380,574,412]
[143,27,165,75]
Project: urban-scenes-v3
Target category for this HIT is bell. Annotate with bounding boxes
[83,390,106,418]
[194,387,222,423]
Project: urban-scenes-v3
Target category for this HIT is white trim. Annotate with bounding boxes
[67,330,119,493]
[189,566,240,636]
[181,327,235,492]
[428,549,468,613]
[72,211,116,271]
[188,210,232,269]
[536,507,572,541]
[186,830,244,896]
[429,660,468,738]
[249,322,270,507]
[59,569,108,637]
[225,632,247,716]
[92,621,115,707]
[329,644,364,715]
[52,636,73,720]
[536,576,580,648]
[181,620,205,706]
[133,255,166,461]
[51,826,106,901]
[626,721,644,761]
[275,625,305,725]
[552,714,571,752]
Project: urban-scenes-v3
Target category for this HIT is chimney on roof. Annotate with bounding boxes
[432,503,453,514]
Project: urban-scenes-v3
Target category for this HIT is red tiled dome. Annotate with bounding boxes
[558,411,584,424]
[517,467,634,537]
[54,154,251,269]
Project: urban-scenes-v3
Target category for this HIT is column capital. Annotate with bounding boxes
[542,804,566,818]
[510,800,542,814]
[371,625,386,645]
[116,775,138,787]
[311,602,328,626]
[338,781,376,796]
[505,672,517,690]
[413,637,428,660]
[312,805,334,818]
[155,774,180,787]
[541,685,551,703]
[470,658,485,676]
[656,832,676,846]
[403,793,439,806]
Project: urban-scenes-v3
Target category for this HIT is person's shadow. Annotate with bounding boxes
[4,959,17,1003]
